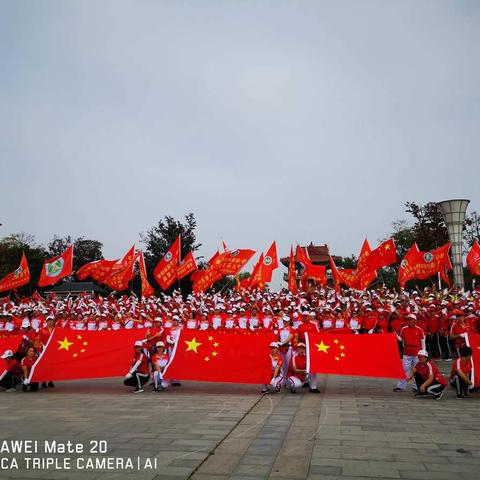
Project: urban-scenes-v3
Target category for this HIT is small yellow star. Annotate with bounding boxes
[204,356,210,362]
[335,356,340,361]
[213,342,219,347]
[212,351,218,357]
[80,349,86,353]
[83,341,88,346]
[340,345,345,350]
[58,337,74,351]
[185,338,202,353]
[315,341,330,353]
[77,335,82,340]
[208,336,214,341]
[73,353,78,358]
[333,339,339,344]
[340,353,345,358]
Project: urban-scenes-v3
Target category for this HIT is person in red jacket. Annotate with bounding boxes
[286,343,307,393]
[0,349,23,392]
[21,346,39,392]
[405,349,446,400]
[123,341,150,393]
[449,346,474,399]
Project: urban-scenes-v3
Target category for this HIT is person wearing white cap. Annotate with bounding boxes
[405,349,446,400]
[261,342,284,394]
[0,350,23,392]
[123,341,150,393]
[286,343,307,393]
[166,315,182,386]
[394,314,426,392]
[151,341,169,392]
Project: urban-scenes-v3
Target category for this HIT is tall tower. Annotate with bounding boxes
[437,199,470,288]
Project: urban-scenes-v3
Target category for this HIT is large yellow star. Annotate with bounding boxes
[315,341,330,354]
[185,337,202,353]
[58,337,74,351]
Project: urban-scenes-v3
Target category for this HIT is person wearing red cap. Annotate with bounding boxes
[123,341,150,393]
[405,349,446,400]
[394,314,425,392]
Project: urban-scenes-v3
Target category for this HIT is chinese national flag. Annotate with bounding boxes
[467,333,480,387]
[177,251,198,280]
[77,259,118,282]
[164,330,275,384]
[138,251,154,297]
[303,264,327,286]
[103,246,137,291]
[38,245,73,287]
[306,332,403,379]
[366,239,397,271]
[467,241,480,276]
[0,253,30,293]
[248,253,264,289]
[288,246,298,293]
[0,335,24,371]
[154,236,181,290]
[29,328,145,382]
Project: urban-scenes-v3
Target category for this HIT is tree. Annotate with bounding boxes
[47,235,103,271]
[337,255,357,269]
[464,211,480,250]
[141,213,202,294]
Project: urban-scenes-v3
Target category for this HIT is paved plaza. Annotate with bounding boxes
[1,365,480,480]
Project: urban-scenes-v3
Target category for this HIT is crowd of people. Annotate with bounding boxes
[0,285,478,398]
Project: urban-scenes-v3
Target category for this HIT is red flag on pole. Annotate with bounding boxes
[29,328,145,382]
[0,253,30,293]
[163,330,275,384]
[467,241,480,276]
[467,333,480,387]
[154,236,181,290]
[306,332,404,379]
[288,246,298,293]
[261,241,279,282]
[353,239,377,290]
[366,239,397,271]
[138,251,154,297]
[77,259,119,282]
[38,245,73,287]
[103,246,137,291]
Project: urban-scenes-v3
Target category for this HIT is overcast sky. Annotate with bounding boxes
[1,1,479,288]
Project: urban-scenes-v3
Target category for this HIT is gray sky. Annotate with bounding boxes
[1,0,479,288]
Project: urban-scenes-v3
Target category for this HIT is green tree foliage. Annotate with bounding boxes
[464,211,480,249]
[48,235,103,271]
[141,213,201,294]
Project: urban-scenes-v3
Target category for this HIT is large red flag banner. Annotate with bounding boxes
[261,241,278,283]
[353,239,377,290]
[77,259,119,282]
[38,245,73,287]
[163,330,275,384]
[29,328,145,382]
[248,253,264,289]
[288,246,298,293]
[467,241,480,276]
[366,239,397,271]
[305,332,404,379]
[0,253,30,293]
[398,243,452,288]
[154,236,181,290]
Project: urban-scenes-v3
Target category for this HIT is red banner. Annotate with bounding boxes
[164,330,275,384]
[138,251,154,297]
[467,241,480,276]
[0,253,30,293]
[38,245,73,287]
[177,251,197,280]
[29,328,145,382]
[154,236,181,290]
[306,332,404,379]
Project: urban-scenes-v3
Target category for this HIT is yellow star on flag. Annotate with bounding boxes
[208,336,214,341]
[73,353,78,358]
[185,337,202,353]
[204,356,210,362]
[83,341,88,346]
[212,351,218,357]
[58,337,74,351]
[213,342,219,347]
[76,335,82,340]
[333,339,339,344]
[315,341,330,353]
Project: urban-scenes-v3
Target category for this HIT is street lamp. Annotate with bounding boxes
[437,199,470,288]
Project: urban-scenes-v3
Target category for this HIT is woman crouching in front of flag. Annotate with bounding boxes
[124,340,150,393]
[151,341,170,392]
[405,349,446,400]
[286,342,307,393]
[261,342,284,394]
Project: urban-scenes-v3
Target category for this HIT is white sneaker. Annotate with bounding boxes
[133,388,144,394]
[5,388,16,393]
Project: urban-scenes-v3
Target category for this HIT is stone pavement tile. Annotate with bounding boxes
[308,465,342,476]
[233,463,272,476]
[342,465,401,478]
[192,453,242,475]
[269,455,310,479]
[186,475,229,480]
[239,454,276,466]
[426,463,480,473]
[398,471,465,480]
[214,437,253,455]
